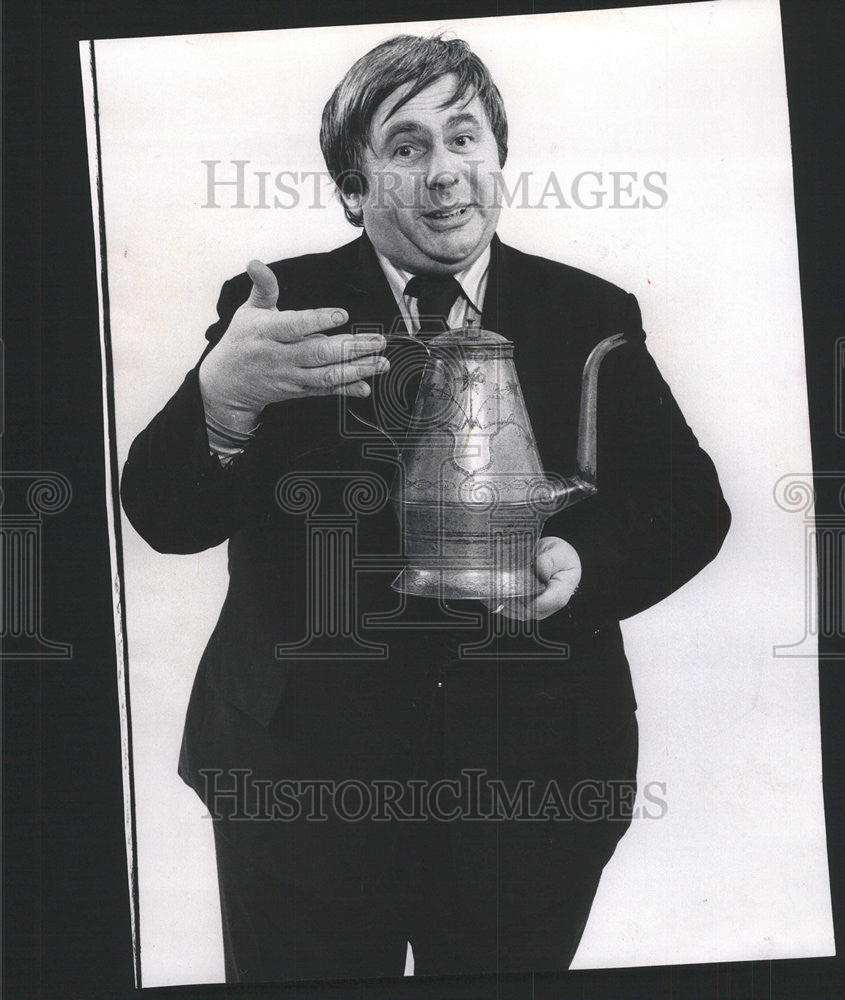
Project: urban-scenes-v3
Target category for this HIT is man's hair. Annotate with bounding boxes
[320,33,508,226]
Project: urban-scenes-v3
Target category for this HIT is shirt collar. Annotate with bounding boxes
[374,244,491,314]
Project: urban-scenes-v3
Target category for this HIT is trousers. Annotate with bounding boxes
[211,683,638,982]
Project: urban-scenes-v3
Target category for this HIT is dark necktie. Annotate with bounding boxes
[405,274,464,336]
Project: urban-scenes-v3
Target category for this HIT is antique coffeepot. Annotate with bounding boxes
[387,326,626,600]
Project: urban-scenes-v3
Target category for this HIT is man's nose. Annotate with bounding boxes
[424,143,461,191]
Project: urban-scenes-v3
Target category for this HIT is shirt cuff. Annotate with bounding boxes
[203,406,261,464]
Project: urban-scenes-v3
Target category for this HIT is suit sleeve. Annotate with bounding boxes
[119,276,255,554]
[551,293,731,624]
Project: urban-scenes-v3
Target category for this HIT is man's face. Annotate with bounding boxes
[343,74,502,275]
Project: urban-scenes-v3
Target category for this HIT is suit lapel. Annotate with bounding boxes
[341,233,414,436]
[480,233,511,338]
[345,231,409,336]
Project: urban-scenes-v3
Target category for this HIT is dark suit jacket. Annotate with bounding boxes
[121,232,730,916]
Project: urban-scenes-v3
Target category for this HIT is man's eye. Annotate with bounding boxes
[394,144,417,158]
[452,134,476,148]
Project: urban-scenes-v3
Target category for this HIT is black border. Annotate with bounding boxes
[3,1,843,998]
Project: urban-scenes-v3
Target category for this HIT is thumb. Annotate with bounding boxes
[535,536,561,583]
[246,259,279,309]
[536,549,557,585]
[536,537,576,583]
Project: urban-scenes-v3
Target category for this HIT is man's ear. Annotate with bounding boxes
[339,188,364,224]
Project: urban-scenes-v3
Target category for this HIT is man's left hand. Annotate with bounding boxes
[484,536,582,621]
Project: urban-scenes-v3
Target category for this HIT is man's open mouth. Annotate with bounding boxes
[424,205,471,220]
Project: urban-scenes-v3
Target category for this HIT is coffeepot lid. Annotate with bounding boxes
[427,326,512,348]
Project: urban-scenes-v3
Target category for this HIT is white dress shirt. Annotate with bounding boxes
[374,245,491,336]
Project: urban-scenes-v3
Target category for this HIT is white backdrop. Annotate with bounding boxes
[82,0,833,987]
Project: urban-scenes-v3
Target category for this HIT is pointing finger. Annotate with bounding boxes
[333,381,372,398]
[272,308,349,343]
[295,333,385,367]
[298,357,389,391]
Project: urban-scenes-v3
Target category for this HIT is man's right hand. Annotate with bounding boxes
[199,259,388,434]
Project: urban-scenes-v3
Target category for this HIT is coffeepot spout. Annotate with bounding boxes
[545,474,598,511]
[542,330,629,513]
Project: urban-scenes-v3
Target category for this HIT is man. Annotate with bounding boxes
[121,33,730,982]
